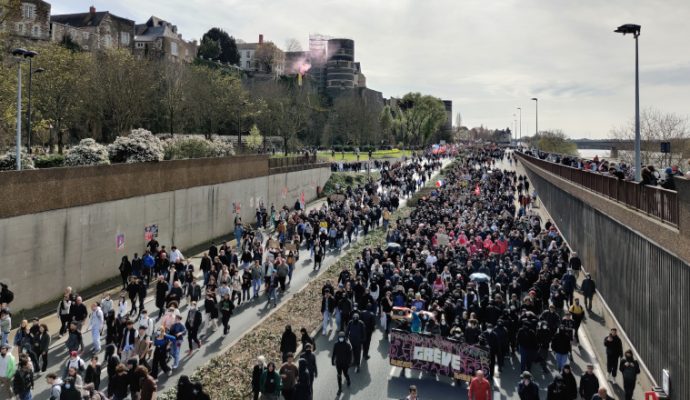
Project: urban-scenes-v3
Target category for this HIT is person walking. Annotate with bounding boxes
[579,364,599,400]
[218,293,235,335]
[12,356,34,400]
[252,356,267,400]
[581,274,596,312]
[604,328,623,381]
[346,313,366,372]
[551,328,572,371]
[517,371,540,400]
[331,331,352,396]
[568,299,585,342]
[591,387,614,400]
[150,329,175,379]
[0,344,16,398]
[89,303,104,353]
[467,370,491,400]
[185,302,202,353]
[280,326,297,363]
[260,361,282,400]
[546,374,566,400]
[619,350,640,400]
[279,353,299,400]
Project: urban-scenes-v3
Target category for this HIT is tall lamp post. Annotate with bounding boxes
[531,98,538,136]
[516,107,522,145]
[11,48,38,171]
[615,23,642,182]
[27,66,45,154]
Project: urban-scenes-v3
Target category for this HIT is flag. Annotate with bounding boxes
[474,184,481,196]
[435,180,444,187]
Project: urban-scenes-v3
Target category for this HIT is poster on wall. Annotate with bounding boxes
[300,192,305,209]
[116,233,125,250]
[281,187,289,199]
[388,330,489,382]
[231,202,241,214]
[144,224,158,241]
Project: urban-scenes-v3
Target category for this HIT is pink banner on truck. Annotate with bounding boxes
[388,330,490,382]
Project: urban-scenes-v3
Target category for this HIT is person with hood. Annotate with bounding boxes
[331,331,352,396]
[119,256,132,290]
[280,325,297,363]
[251,356,267,400]
[260,361,282,400]
[346,312,366,372]
[293,357,313,400]
[579,364,599,400]
[560,364,577,400]
[662,167,677,190]
[517,371,540,400]
[300,344,317,384]
[546,373,566,400]
[60,376,83,400]
[619,349,641,400]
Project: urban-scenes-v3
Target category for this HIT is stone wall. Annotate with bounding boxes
[0,158,330,312]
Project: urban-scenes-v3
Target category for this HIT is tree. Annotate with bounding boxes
[329,94,381,147]
[394,93,447,147]
[254,41,283,74]
[32,43,91,153]
[197,36,221,60]
[611,107,690,167]
[245,124,263,150]
[87,50,156,142]
[531,130,578,155]
[158,61,187,134]
[285,38,303,52]
[200,28,240,65]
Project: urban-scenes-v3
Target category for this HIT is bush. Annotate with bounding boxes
[108,128,165,163]
[64,139,110,166]
[163,137,215,160]
[34,154,65,168]
[209,135,235,157]
[0,151,35,171]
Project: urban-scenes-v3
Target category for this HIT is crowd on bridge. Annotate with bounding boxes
[0,149,446,400]
[526,149,687,191]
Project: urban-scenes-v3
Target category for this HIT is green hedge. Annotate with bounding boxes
[34,154,65,168]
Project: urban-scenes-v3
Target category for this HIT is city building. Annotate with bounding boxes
[50,6,135,52]
[238,34,285,77]
[442,100,453,134]
[133,16,197,63]
[0,0,51,41]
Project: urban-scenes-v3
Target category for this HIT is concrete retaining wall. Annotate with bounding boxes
[0,166,331,312]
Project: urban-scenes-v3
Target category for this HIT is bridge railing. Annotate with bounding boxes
[516,152,679,227]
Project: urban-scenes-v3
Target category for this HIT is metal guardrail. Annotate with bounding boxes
[517,152,679,227]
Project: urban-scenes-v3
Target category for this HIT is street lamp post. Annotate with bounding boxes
[11,48,38,170]
[531,98,538,136]
[27,64,45,154]
[516,107,522,144]
[615,23,642,182]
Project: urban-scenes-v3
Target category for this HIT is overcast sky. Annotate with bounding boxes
[54,0,690,139]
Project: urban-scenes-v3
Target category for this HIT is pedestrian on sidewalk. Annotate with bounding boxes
[84,355,101,391]
[127,277,140,316]
[169,315,186,369]
[280,326,297,363]
[185,302,202,353]
[604,328,623,381]
[591,387,614,400]
[619,350,641,400]
[65,323,83,354]
[260,361,282,400]
[70,297,88,332]
[219,293,235,335]
[150,329,175,379]
[517,371,540,400]
[119,256,132,290]
[155,276,168,321]
[252,356,267,400]
[279,353,298,400]
[57,294,72,337]
[581,274,596,312]
[0,309,10,347]
[12,355,34,400]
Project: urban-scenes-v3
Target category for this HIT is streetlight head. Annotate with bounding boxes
[11,48,27,57]
[614,24,641,36]
[531,97,538,101]
[23,50,38,58]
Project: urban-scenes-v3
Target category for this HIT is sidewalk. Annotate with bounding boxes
[513,156,650,400]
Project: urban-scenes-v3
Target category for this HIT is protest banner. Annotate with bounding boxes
[388,330,490,382]
[144,224,158,241]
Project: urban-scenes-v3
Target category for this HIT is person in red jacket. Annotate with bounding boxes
[468,370,491,400]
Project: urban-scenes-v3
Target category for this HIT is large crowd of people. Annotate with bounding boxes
[0,149,446,400]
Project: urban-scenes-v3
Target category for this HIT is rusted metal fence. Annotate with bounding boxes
[516,152,679,227]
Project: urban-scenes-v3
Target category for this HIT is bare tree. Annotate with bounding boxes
[611,108,690,167]
[285,38,303,52]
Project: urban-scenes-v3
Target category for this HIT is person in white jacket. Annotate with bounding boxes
[89,303,104,353]
[137,310,155,338]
